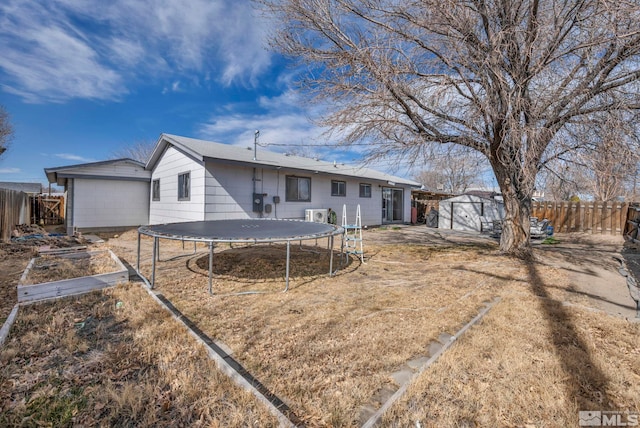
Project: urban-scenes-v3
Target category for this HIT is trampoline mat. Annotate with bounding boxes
[139,219,342,242]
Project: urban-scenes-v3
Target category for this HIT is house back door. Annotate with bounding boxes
[382,187,403,223]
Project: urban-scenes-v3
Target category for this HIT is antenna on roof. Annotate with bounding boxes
[253,130,260,161]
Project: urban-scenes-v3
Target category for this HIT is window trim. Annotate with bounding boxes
[331,180,347,197]
[285,175,312,202]
[178,171,191,201]
[152,179,160,201]
[359,183,372,198]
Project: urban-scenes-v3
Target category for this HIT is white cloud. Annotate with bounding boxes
[0,168,21,174]
[54,153,96,163]
[0,0,273,103]
[196,91,362,165]
[0,1,126,103]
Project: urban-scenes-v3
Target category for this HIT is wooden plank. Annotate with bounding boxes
[576,202,583,232]
[568,201,575,232]
[620,203,630,235]
[17,249,128,303]
[0,189,30,242]
[0,304,19,347]
[38,246,88,255]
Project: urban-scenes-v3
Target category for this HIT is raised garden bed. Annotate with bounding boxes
[17,249,127,303]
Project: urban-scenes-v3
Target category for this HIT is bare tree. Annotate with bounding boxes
[537,163,582,202]
[570,112,640,201]
[415,147,487,194]
[261,0,640,256]
[539,112,640,202]
[111,139,156,163]
[0,105,14,159]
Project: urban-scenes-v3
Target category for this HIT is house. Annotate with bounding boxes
[44,159,151,235]
[438,194,504,232]
[146,134,420,226]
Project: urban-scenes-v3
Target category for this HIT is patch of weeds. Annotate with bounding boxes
[392,226,402,230]
[541,236,560,245]
[19,386,86,427]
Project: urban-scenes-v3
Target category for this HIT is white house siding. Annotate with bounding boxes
[204,163,254,220]
[203,163,410,226]
[72,179,149,229]
[149,146,206,224]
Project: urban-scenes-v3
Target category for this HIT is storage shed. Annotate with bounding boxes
[45,159,151,235]
[438,194,504,232]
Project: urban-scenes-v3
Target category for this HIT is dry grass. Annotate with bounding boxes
[382,294,640,427]
[0,283,279,427]
[21,251,121,285]
[114,232,513,426]
[381,257,640,427]
[0,245,32,321]
[2,227,638,427]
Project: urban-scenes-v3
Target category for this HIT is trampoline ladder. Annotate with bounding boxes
[342,204,365,263]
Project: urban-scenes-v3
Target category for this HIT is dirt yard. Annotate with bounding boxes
[1,226,638,427]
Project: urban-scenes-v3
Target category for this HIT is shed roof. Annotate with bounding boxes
[0,182,41,194]
[44,158,151,186]
[440,194,500,204]
[147,134,420,187]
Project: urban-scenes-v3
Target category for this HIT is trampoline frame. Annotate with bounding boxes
[135,219,345,294]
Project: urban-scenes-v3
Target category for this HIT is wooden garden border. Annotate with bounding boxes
[17,249,127,303]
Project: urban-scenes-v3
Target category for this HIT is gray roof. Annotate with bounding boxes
[45,158,150,185]
[0,182,41,194]
[147,134,420,187]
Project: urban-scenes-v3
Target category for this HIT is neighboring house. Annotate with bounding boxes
[0,182,41,195]
[438,194,504,232]
[45,159,151,235]
[147,134,420,226]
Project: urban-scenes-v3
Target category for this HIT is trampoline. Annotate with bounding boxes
[136,219,345,293]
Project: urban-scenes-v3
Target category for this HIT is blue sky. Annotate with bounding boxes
[0,0,389,185]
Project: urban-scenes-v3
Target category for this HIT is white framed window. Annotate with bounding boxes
[359,183,371,198]
[286,176,311,202]
[331,180,346,197]
[152,179,160,201]
[178,172,190,201]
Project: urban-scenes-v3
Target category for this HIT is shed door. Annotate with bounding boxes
[451,202,483,231]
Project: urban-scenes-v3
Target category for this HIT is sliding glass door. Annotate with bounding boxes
[382,187,403,223]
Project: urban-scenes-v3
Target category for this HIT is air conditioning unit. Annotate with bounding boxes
[305,209,328,223]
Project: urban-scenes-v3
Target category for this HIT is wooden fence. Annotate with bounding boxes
[0,189,31,242]
[531,201,629,235]
[624,205,640,243]
[30,195,65,225]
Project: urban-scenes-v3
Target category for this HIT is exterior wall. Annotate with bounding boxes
[149,146,205,224]
[438,195,504,231]
[202,162,412,226]
[71,178,149,229]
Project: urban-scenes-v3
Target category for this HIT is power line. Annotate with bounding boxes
[260,142,376,147]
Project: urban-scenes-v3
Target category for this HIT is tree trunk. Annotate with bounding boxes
[495,174,533,258]
[500,191,532,257]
